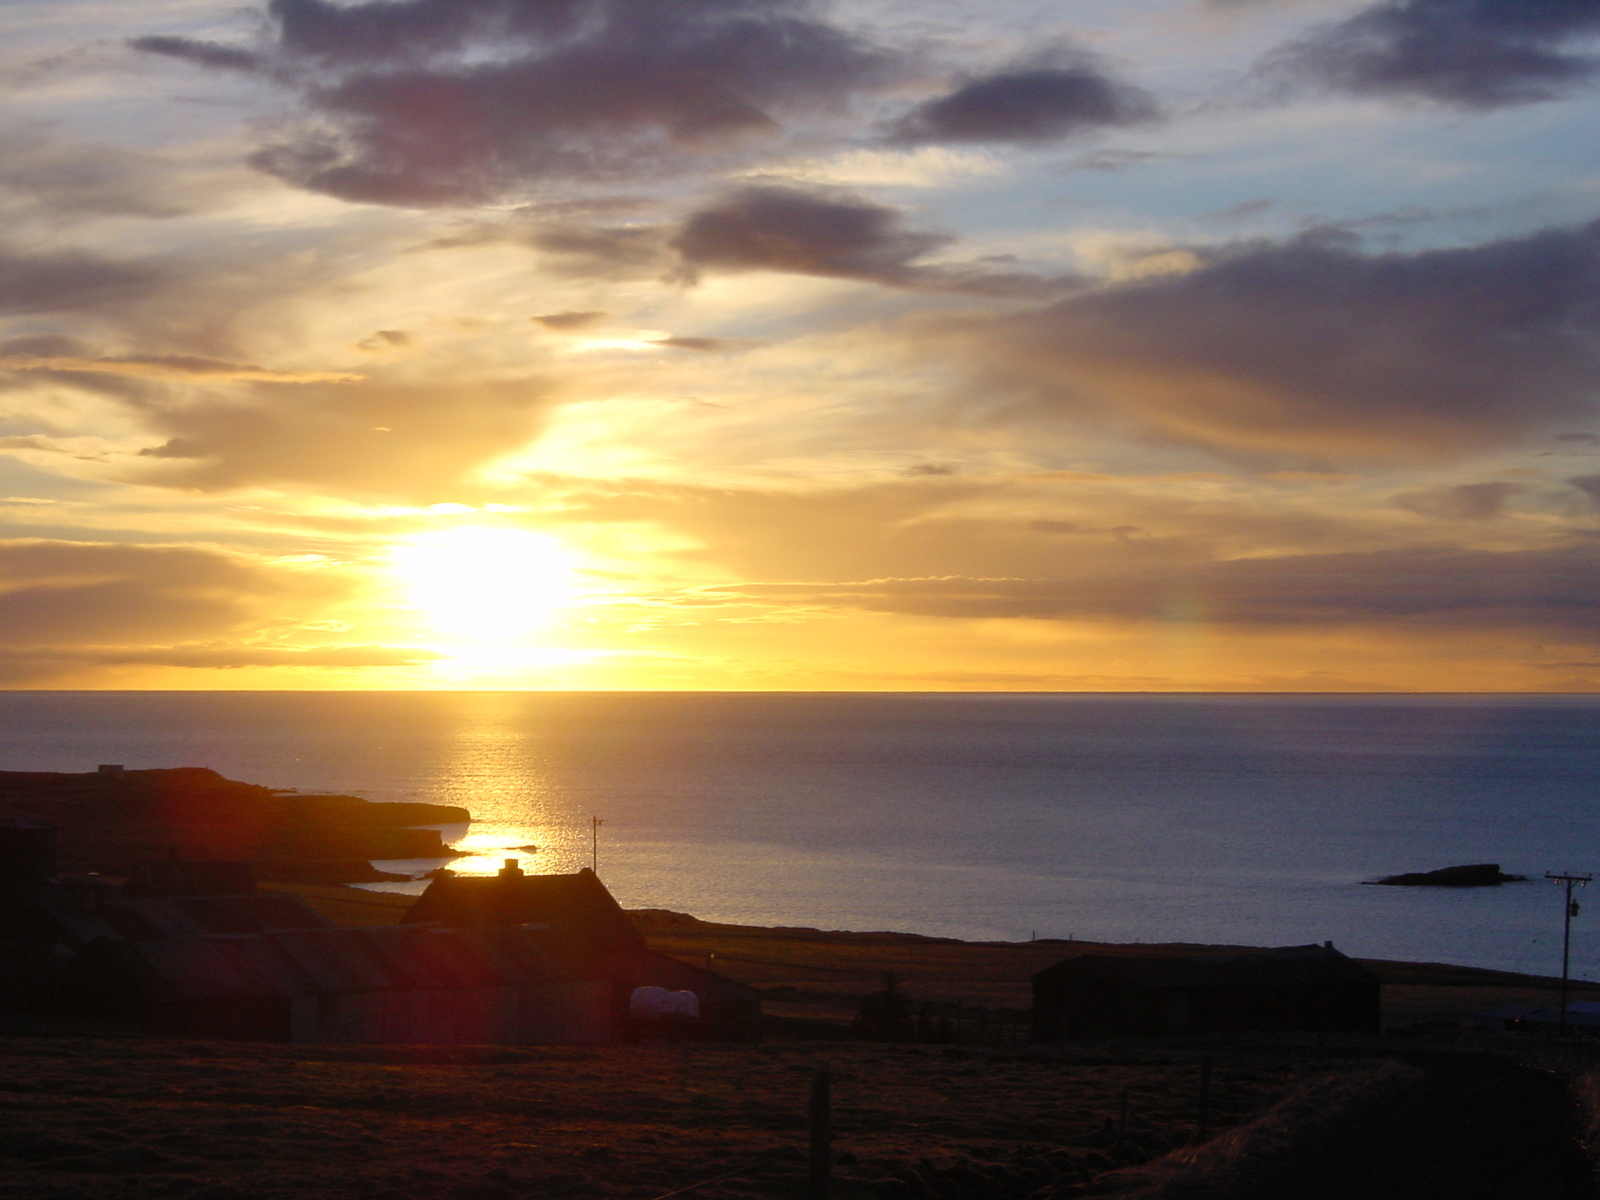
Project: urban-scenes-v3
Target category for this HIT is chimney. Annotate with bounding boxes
[499,858,525,878]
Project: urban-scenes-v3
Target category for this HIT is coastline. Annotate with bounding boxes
[273,883,1600,1032]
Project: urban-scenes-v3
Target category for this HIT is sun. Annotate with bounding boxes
[389,527,578,643]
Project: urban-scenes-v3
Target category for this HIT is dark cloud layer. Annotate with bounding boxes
[672,184,1074,296]
[890,58,1159,145]
[1267,0,1600,109]
[0,248,156,316]
[945,219,1600,461]
[711,542,1600,634]
[138,0,900,206]
[673,184,950,285]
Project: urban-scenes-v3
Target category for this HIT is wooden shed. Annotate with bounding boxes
[403,863,762,1039]
[55,924,610,1045]
[1031,943,1381,1040]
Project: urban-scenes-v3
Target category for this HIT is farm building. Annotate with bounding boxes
[403,862,762,1039]
[0,823,331,1008]
[1031,943,1381,1040]
[54,924,611,1044]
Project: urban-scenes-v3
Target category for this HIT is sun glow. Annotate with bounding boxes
[389,527,578,643]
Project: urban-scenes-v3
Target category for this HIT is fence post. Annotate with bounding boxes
[809,1063,832,1200]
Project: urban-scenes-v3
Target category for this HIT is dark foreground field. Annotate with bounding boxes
[0,1032,1387,1200]
[0,1032,1595,1200]
[6,890,1600,1199]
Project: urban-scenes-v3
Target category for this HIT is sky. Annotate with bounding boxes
[2,0,1600,691]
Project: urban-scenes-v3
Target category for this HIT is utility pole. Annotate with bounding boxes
[590,816,605,875]
[1547,872,1592,1035]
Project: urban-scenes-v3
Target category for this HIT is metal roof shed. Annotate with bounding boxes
[57,925,610,1045]
[1032,944,1381,1040]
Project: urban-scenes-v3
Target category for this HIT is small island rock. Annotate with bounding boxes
[1366,863,1529,887]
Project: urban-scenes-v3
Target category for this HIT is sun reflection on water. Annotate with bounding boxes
[358,693,597,891]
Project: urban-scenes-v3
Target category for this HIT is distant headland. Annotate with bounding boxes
[0,766,467,884]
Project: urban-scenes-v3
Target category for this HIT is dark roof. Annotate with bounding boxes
[1033,945,1380,989]
[68,924,571,1003]
[401,866,645,953]
[125,860,258,896]
[37,889,331,944]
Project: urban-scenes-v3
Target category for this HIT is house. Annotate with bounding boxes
[402,862,762,1039]
[1031,943,1381,1040]
[54,924,610,1044]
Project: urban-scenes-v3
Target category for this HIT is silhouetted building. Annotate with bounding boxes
[1031,943,1381,1039]
[0,831,331,1010]
[56,924,609,1044]
[402,862,761,1039]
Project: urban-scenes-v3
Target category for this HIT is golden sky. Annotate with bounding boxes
[4,0,1600,691]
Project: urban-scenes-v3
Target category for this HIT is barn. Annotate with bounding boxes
[55,924,610,1044]
[1031,943,1381,1040]
[403,862,762,1039]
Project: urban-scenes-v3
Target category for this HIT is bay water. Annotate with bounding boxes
[1,690,1597,977]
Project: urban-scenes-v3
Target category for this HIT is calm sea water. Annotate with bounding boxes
[1,691,1597,977]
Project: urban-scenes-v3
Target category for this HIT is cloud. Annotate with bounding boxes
[130,375,557,498]
[1264,0,1600,109]
[671,183,1074,296]
[889,54,1159,145]
[707,542,1600,634]
[0,643,443,669]
[1568,474,1600,505]
[673,183,950,282]
[137,0,903,206]
[0,354,359,383]
[937,219,1600,462]
[0,131,209,219]
[533,310,607,332]
[525,223,673,278]
[654,336,762,353]
[129,35,264,72]
[0,539,345,648]
[0,248,157,315]
[1394,481,1524,519]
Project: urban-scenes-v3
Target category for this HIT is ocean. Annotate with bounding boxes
[1,690,1597,977]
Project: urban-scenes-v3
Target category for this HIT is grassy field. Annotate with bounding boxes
[0,886,1591,1199]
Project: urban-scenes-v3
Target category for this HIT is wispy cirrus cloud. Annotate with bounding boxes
[0,354,359,383]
